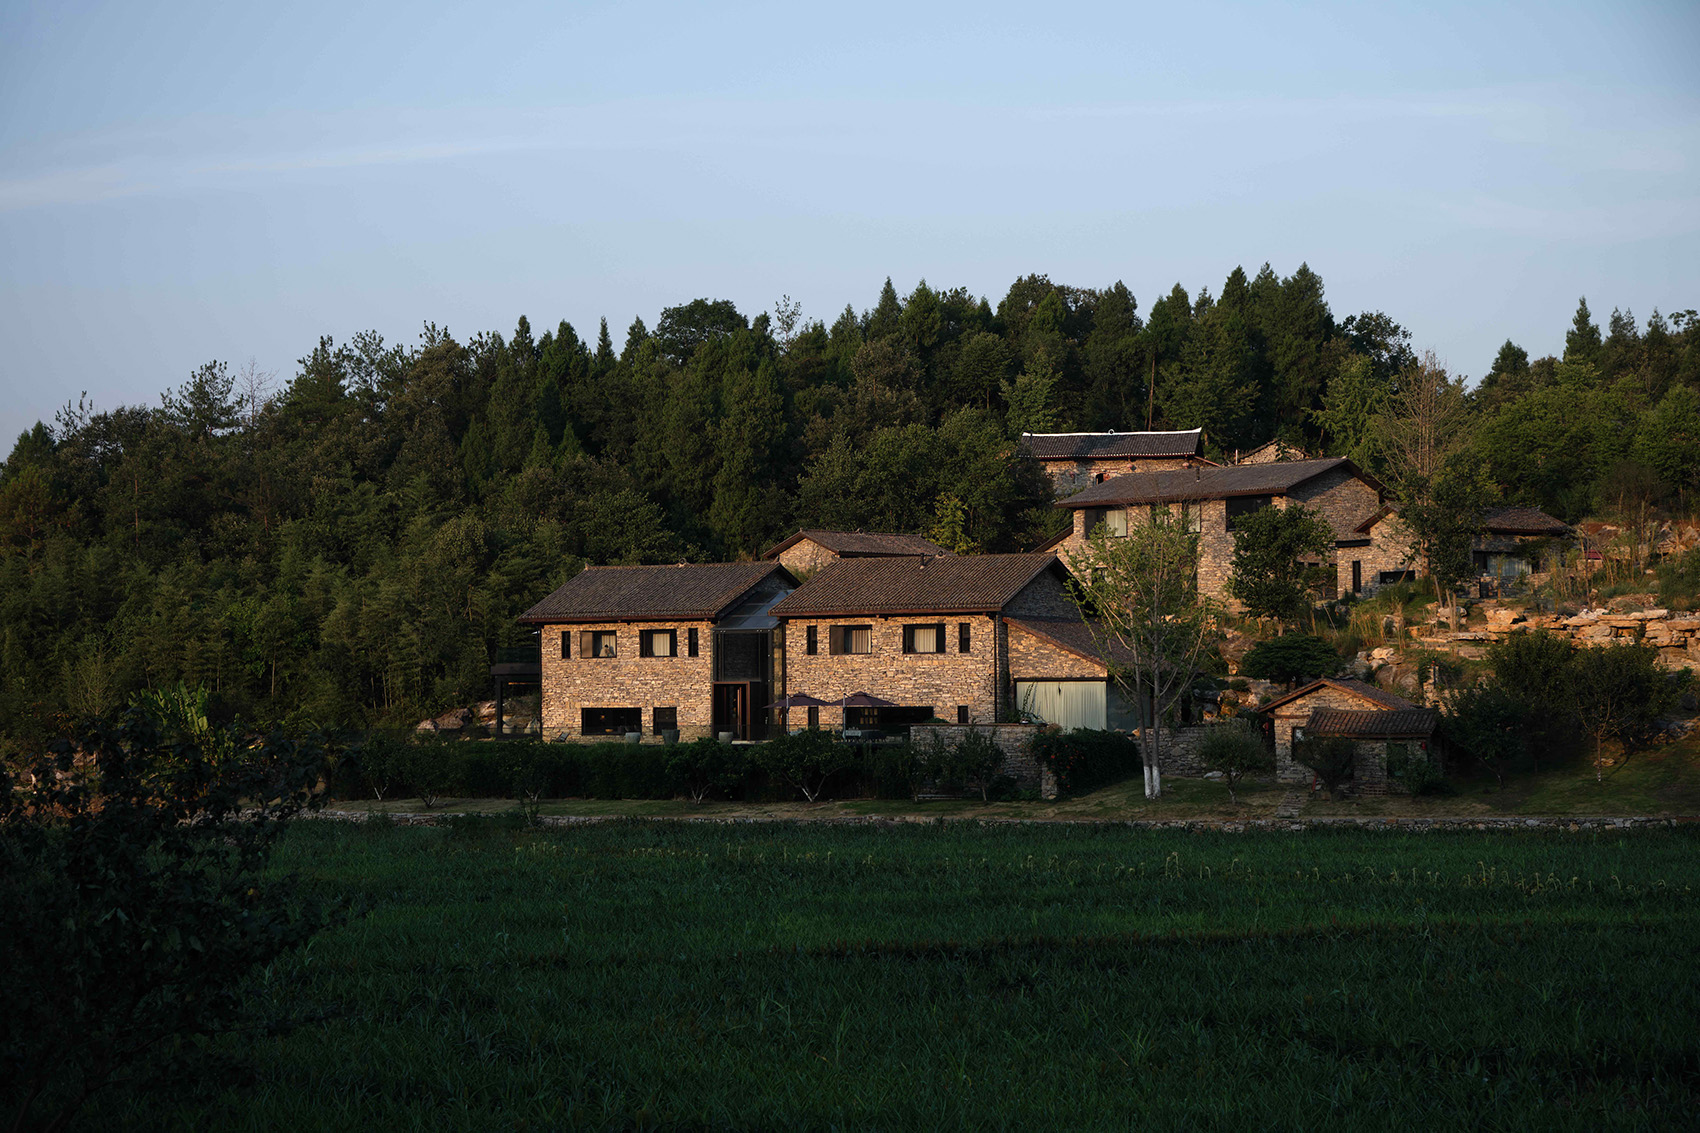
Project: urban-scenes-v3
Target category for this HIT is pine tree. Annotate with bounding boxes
[1564,297,1602,366]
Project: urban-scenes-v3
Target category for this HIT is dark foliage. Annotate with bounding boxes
[1240,634,1342,685]
[1293,736,1356,799]
[0,711,336,1133]
[1029,728,1141,795]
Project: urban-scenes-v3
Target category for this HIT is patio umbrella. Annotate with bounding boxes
[766,692,828,710]
[838,691,898,708]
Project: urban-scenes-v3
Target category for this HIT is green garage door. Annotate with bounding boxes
[1015,681,1107,731]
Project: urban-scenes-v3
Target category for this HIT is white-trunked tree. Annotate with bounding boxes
[1067,510,1218,799]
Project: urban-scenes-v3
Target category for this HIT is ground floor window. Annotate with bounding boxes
[652,706,677,735]
[1379,569,1416,586]
[582,707,641,735]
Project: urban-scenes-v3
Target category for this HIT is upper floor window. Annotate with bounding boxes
[1226,495,1274,532]
[1103,508,1129,537]
[580,630,618,658]
[958,622,971,653]
[830,625,872,655]
[639,629,677,658]
[805,625,818,655]
[903,623,945,654]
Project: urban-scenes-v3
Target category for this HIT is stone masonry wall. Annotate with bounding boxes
[775,539,839,578]
[909,723,1052,795]
[1268,686,1396,781]
[539,621,715,741]
[1007,623,1106,681]
[1004,572,1081,618]
[1045,456,1195,493]
[783,614,1000,725]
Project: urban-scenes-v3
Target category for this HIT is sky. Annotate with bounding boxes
[2,0,1697,447]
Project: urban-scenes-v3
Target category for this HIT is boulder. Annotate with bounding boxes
[415,718,440,733]
[433,707,471,731]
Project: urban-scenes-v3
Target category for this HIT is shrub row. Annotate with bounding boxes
[335,727,1144,805]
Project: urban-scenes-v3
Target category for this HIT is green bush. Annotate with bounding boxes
[1240,635,1342,685]
[1029,729,1141,796]
[1387,742,1451,796]
[1196,720,1273,804]
[663,739,744,802]
[862,740,921,799]
[922,729,1005,801]
[1293,736,1355,800]
[751,729,855,803]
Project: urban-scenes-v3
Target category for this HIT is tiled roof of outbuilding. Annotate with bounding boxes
[1056,458,1365,507]
[1256,677,1416,715]
[772,553,1062,616]
[1022,429,1204,461]
[1482,506,1570,536]
[760,529,951,560]
[1304,707,1438,739]
[519,562,790,623]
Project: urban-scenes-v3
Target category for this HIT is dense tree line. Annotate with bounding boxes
[2,267,1696,738]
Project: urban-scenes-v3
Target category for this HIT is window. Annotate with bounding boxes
[1379,569,1416,585]
[580,630,618,658]
[830,625,872,655]
[806,706,819,729]
[1351,560,1362,594]
[687,628,699,657]
[956,705,969,724]
[1182,502,1202,534]
[903,623,945,654]
[560,630,570,659]
[652,707,677,735]
[581,707,640,735]
[805,625,818,655]
[1104,508,1129,537]
[1226,495,1274,532]
[958,622,971,653]
[639,629,677,658]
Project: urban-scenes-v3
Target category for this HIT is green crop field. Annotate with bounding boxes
[98,819,1699,1130]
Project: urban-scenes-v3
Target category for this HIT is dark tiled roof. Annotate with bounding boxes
[761,529,950,560]
[1305,707,1438,739]
[1257,677,1417,715]
[1006,617,1136,668]
[772,554,1061,616]
[519,562,789,623]
[1056,458,1356,507]
[1023,429,1203,461]
[1483,506,1570,536]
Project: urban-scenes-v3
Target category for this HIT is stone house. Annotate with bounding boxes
[1022,429,1206,492]
[1255,677,1435,792]
[1052,458,1399,606]
[760,529,951,578]
[1350,503,1570,595]
[519,561,796,743]
[770,552,1128,731]
[1232,439,1311,465]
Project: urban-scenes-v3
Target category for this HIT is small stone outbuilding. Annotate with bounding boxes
[760,529,951,578]
[1256,677,1432,791]
[1023,429,1206,492]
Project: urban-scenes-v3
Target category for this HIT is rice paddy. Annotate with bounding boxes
[99,818,1700,1130]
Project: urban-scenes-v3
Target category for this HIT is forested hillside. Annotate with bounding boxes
[2,265,1697,739]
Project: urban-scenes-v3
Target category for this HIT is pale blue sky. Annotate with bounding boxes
[2,1,1697,446]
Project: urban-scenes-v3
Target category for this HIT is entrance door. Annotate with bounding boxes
[713,682,768,739]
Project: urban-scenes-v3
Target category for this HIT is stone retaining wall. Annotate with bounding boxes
[909,723,1053,797]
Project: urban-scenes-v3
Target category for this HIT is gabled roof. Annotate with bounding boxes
[1255,677,1416,715]
[519,562,792,624]
[1236,439,1312,464]
[1305,707,1437,739]
[1022,429,1204,462]
[772,553,1062,617]
[1056,458,1368,508]
[760,529,950,560]
[1483,506,1570,536]
[1006,617,1136,668]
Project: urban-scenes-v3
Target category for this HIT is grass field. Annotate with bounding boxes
[96,819,1699,1130]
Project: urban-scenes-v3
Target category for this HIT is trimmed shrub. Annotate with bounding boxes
[750,729,855,803]
[922,729,1004,801]
[1240,635,1342,685]
[1029,729,1141,796]
[1387,742,1451,796]
[663,739,744,802]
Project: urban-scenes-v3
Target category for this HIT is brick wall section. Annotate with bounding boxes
[1140,726,1209,777]
[775,539,838,578]
[538,621,715,741]
[910,723,1053,796]
[783,615,1001,725]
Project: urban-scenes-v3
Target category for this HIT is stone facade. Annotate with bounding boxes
[1264,684,1398,781]
[783,614,1002,725]
[774,539,839,578]
[1045,456,1195,493]
[1007,623,1106,681]
[1341,513,1419,597]
[537,620,716,741]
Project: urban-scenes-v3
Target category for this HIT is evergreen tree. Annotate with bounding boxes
[1564,297,1602,366]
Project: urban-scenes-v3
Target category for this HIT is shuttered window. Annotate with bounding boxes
[830,625,872,655]
[640,629,677,658]
[903,623,945,654]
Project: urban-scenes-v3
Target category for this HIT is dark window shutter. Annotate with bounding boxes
[561,631,570,660]
[958,622,971,653]
[806,625,817,655]
[688,628,698,657]
[579,631,592,658]
[829,626,843,655]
